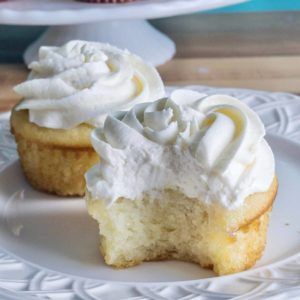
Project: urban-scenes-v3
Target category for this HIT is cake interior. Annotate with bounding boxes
[87,189,270,275]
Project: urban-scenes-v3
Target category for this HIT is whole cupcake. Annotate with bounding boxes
[11,40,164,196]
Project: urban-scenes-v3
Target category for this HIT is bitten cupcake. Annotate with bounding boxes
[85,89,277,275]
[11,40,164,196]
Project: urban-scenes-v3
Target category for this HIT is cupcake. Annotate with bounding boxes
[85,89,277,275]
[11,40,164,196]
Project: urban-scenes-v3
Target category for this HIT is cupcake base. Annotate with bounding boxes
[16,136,98,196]
[11,108,99,197]
[86,178,278,275]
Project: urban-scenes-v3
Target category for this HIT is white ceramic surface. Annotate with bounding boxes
[0,86,299,299]
[0,0,246,66]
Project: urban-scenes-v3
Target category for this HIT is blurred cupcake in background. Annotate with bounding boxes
[10,40,164,197]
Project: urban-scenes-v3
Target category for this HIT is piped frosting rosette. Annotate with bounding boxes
[86,89,275,209]
[14,40,165,129]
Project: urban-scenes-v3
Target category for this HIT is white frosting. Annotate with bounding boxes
[85,89,275,209]
[14,40,165,129]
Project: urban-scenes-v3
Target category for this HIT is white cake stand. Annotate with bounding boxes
[0,0,246,65]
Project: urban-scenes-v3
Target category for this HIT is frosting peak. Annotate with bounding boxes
[86,89,275,209]
[14,40,165,129]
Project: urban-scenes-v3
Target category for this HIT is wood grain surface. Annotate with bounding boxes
[1,12,300,112]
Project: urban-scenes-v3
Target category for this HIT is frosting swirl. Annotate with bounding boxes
[14,40,165,129]
[86,89,275,209]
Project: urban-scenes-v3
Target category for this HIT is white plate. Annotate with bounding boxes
[0,0,246,25]
[0,86,299,299]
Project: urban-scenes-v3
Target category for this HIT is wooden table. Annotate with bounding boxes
[1,11,300,112]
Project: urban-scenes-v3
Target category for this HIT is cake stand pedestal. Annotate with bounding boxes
[24,20,175,66]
